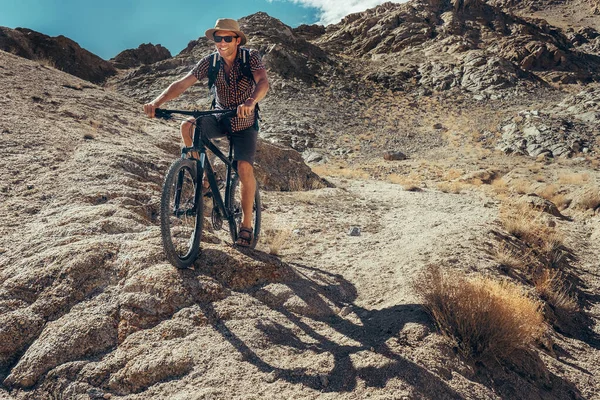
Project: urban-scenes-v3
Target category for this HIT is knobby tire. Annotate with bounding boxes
[160,158,203,268]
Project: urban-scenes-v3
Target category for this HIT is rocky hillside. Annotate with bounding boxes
[106,0,600,164]
[1,0,600,398]
[0,27,116,84]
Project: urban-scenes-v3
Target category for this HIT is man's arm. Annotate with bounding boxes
[143,73,198,118]
[238,69,269,119]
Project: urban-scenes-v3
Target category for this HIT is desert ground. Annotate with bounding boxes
[1,0,600,398]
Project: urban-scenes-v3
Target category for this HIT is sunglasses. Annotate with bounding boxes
[213,35,238,43]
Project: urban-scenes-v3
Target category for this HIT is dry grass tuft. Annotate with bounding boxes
[558,173,590,185]
[536,185,571,209]
[493,243,531,272]
[534,269,578,313]
[536,184,559,201]
[437,181,464,194]
[443,169,463,181]
[491,178,509,195]
[499,204,562,250]
[263,228,292,256]
[415,266,545,359]
[551,194,571,210]
[388,174,422,191]
[510,179,532,195]
[574,189,600,211]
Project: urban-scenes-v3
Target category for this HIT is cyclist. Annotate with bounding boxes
[143,18,269,247]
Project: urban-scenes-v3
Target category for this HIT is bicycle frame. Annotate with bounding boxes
[155,108,239,225]
[192,128,237,224]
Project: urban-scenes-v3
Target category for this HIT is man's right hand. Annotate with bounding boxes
[143,103,158,118]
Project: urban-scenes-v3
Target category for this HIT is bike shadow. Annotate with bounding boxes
[188,247,463,397]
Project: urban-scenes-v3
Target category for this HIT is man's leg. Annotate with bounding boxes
[180,118,198,159]
[237,160,256,229]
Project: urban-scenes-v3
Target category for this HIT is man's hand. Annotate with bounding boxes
[237,98,256,119]
[143,102,158,118]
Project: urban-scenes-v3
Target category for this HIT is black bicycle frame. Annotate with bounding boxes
[195,131,237,222]
[155,108,238,222]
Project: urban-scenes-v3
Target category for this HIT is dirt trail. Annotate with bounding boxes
[264,178,498,309]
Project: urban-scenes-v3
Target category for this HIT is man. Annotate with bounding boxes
[143,19,269,247]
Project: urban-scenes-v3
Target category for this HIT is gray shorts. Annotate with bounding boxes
[199,116,258,165]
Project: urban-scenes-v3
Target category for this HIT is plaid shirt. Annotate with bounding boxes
[190,48,265,132]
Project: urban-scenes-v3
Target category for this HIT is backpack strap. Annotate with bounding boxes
[239,48,255,84]
[207,52,221,109]
[239,48,260,127]
[207,52,221,90]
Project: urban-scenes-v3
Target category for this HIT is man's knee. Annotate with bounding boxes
[237,160,254,180]
[180,118,195,138]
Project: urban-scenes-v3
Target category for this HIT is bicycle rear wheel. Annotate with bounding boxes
[227,174,261,248]
[160,158,203,268]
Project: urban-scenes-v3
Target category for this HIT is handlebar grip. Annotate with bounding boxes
[154,108,172,120]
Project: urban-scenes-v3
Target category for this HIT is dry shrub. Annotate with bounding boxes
[558,173,589,185]
[416,266,545,358]
[534,269,578,313]
[574,189,600,211]
[437,181,463,194]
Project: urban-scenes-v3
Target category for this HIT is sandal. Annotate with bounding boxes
[236,227,253,248]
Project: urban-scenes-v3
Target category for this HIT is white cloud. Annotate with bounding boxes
[275,0,406,26]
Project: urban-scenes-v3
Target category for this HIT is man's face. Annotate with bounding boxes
[214,30,240,58]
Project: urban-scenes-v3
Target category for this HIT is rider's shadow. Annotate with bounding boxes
[190,247,463,397]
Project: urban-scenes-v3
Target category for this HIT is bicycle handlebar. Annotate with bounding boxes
[154,108,237,120]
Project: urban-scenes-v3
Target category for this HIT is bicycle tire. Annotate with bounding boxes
[160,158,203,268]
[227,174,261,248]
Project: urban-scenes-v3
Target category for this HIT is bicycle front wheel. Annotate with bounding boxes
[160,158,203,268]
[227,174,261,248]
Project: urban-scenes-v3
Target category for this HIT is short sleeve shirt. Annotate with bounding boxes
[190,48,265,132]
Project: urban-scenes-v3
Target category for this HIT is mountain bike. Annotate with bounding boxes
[155,108,261,269]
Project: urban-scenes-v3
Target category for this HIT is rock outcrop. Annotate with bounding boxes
[0,49,325,394]
[0,27,116,84]
[111,43,172,69]
[314,0,600,91]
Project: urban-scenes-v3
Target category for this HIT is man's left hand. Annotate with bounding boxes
[237,98,256,119]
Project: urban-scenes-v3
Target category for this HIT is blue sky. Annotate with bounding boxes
[0,0,401,59]
[0,0,321,59]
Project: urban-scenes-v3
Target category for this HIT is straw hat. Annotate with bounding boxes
[205,19,247,45]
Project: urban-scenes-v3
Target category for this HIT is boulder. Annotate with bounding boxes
[254,140,325,191]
